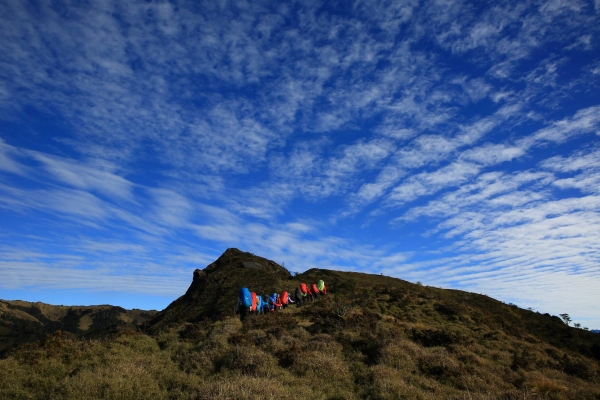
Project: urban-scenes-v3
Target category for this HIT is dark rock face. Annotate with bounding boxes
[243,262,263,270]
[149,248,291,331]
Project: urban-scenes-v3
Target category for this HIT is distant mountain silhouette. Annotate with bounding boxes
[0,300,156,355]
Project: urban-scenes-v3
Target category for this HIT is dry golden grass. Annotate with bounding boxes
[2,280,600,400]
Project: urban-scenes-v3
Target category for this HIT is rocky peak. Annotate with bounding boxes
[149,248,291,330]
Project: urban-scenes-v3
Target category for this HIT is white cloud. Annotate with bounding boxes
[353,166,406,206]
[285,222,313,233]
[541,149,600,195]
[460,144,525,165]
[518,106,600,149]
[150,188,194,228]
[0,139,27,175]
[31,152,134,201]
[388,161,481,206]
[541,148,600,172]
[0,253,191,296]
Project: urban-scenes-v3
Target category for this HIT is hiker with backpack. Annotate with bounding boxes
[262,295,270,314]
[255,294,263,315]
[251,292,257,314]
[310,283,320,301]
[317,279,327,295]
[300,283,310,305]
[306,284,314,303]
[269,292,282,311]
[294,286,304,307]
[237,287,253,321]
[280,290,294,308]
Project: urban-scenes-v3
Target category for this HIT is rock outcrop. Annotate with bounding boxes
[148,248,291,331]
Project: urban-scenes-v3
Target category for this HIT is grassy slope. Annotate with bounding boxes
[1,248,599,399]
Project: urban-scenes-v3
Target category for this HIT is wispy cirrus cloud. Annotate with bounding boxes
[0,140,411,296]
[387,144,600,324]
[0,0,599,325]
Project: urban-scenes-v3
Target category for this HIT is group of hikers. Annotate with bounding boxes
[236,280,327,320]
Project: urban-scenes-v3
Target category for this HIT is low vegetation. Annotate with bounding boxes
[2,249,599,399]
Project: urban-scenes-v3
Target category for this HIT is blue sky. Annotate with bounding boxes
[1,0,599,328]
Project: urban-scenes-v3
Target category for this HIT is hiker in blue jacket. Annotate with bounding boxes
[268,292,280,311]
[236,287,252,321]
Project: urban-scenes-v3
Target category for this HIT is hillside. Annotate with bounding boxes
[0,299,156,355]
[1,248,599,399]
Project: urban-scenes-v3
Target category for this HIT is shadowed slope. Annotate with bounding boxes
[0,300,156,355]
[298,267,600,359]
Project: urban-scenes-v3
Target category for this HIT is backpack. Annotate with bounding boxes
[300,283,308,294]
[311,283,318,293]
[256,296,263,310]
[269,293,278,303]
[281,291,289,304]
[251,292,257,312]
[317,280,325,291]
[240,287,252,308]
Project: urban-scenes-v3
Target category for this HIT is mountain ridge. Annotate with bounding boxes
[2,248,600,398]
[0,299,156,355]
